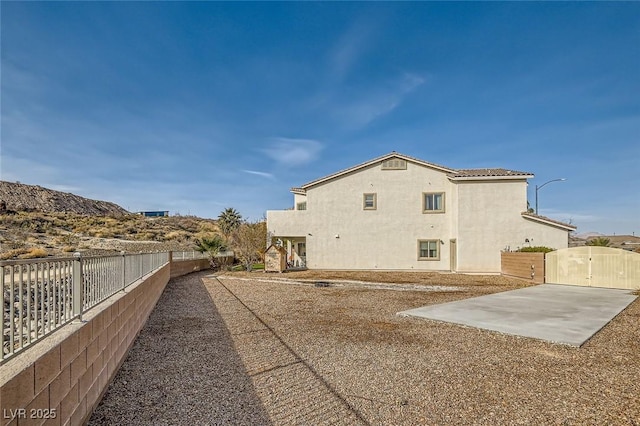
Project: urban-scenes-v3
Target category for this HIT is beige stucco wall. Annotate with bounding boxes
[455,180,569,272]
[267,210,310,238]
[269,162,456,270]
[267,162,570,272]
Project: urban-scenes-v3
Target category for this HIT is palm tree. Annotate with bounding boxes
[194,235,227,268]
[586,237,611,247]
[218,208,242,241]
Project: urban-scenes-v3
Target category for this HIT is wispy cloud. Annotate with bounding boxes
[263,137,323,167]
[241,169,275,180]
[333,72,426,129]
[329,19,374,82]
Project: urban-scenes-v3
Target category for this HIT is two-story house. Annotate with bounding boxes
[266,152,575,273]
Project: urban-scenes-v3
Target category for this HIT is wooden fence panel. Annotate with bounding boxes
[501,252,545,283]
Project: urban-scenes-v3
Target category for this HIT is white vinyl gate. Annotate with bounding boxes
[545,247,640,290]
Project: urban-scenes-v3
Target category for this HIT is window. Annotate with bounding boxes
[418,240,440,260]
[381,159,407,170]
[363,193,377,210]
[297,202,307,211]
[423,192,444,213]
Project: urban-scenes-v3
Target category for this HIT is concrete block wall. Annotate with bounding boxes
[0,264,170,426]
[501,252,545,283]
[169,258,211,278]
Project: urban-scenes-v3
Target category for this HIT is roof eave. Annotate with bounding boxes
[299,152,455,190]
[290,187,306,195]
[521,212,576,231]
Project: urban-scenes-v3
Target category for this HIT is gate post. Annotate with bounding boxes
[587,246,593,287]
[121,251,126,291]
[72,252,84,322]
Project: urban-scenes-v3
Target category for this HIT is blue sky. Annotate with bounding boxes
[1,2,638,235]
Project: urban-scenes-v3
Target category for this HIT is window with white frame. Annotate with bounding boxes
[423,192,444,213]
[297,202,307,211]
[363,193,377,210]
[418,240,440,260]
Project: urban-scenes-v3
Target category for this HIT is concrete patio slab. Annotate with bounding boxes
[398,284,637,346]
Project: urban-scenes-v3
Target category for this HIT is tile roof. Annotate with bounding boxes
[449,168,533,178]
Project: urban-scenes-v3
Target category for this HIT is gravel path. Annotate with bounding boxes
[89,272,270,425]
[91,271,640,425]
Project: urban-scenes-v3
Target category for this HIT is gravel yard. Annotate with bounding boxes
[89,273,270,425]
[91,271,640,425]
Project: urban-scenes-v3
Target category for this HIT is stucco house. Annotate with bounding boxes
[266,152,576,273]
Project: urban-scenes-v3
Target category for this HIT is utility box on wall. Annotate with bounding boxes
[264,244,287,272]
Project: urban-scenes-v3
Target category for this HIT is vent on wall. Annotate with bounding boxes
[381,159,407,170]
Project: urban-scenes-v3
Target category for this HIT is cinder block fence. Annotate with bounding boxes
[1,253,210,426]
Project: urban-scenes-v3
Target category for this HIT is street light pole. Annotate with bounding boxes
[535,178,566,215]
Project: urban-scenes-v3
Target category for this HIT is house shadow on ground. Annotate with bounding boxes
[89,272,271,425]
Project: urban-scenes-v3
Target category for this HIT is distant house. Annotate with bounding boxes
[136,211,169,217]
[266,152,576,273]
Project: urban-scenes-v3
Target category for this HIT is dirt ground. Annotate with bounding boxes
[214,271,640,424]
[92,271,640,425]
[231,269,532,287]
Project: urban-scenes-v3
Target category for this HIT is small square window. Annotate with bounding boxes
[418,240,440,260]
[363,193,377,210]
[297,202,307,211]
[423,192,444,213]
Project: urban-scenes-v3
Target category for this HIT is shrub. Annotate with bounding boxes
[164,231,190,242]
[517,246,555,253]
[56,234,79,246]
[198,222,218,234]
[19,248,48,259]
[3,239,26,250]
[136,231,158,241]
[586,237,611,247]
[0,248,29,260]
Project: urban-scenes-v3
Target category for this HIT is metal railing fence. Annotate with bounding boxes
[171,250,234,260]
[171,251,209,260]
[2,252,169,363]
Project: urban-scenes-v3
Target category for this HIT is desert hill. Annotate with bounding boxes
[0,182,219,259]
[0,181,129,216]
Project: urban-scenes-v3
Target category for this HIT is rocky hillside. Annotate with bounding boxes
[0,182,222,259]
[0,210,220,259]
[0,181,129,216]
